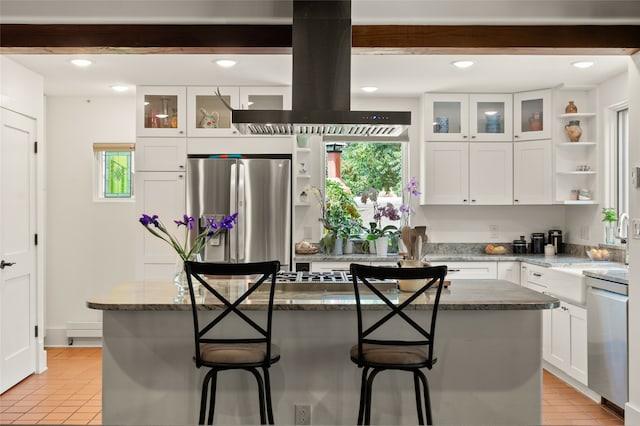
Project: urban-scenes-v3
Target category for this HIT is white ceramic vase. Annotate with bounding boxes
[374,236,389,256]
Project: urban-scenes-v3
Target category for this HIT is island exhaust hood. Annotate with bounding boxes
[232,0,411,138]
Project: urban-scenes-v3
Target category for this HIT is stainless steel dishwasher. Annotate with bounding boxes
[587,275,628,409]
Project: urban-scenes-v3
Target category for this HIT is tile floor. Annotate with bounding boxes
[0,348,625,425]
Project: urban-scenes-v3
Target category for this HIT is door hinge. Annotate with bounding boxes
[34,141,38,154]
[34,234,38,245]
[35,325,38,337]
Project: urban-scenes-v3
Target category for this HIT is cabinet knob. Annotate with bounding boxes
[471,135,476,139]
[463,199,468,202]
[179,165,184,169]
[179,131,184,134]
[471,199,476,203]
[514,135,519,138]
[463,135,468,138]
[514,199,519,203]
[178,175,183,179]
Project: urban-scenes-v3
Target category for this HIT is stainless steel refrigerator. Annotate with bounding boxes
[186,155,292,269]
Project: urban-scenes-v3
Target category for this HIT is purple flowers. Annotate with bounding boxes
[400,176,421,219]
[375,203,401,222]
[138,212,238,261]
[139,214,159,227]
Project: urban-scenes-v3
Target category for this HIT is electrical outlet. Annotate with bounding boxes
[580,225,590,241]
[632,218,640,240]
[489,225,499,239]
[303,226,313,240]
[295,404,311,425]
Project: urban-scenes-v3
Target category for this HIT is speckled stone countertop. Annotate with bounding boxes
[294,252,623,268]
[87,279,559,312]
[583,268,629,285]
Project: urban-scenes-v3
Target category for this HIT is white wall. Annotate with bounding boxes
[44,96,137,345]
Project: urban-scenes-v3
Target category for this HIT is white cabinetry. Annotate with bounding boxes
[497,261,521,284]
[422,142,469,205]
[521,262,588,385]
[547,301,588,385]
[513,89,552,141]
[186,86,240,137]
[423,142,512,205]
[136,86,186,137]
[554,112,597,204]
[239,86,291,110]
[136,138,186,171]
[429,261,498,280]
[135,172,186,280]
[469,143,513,205]
[513,140,552,204]
[424,93,513,142]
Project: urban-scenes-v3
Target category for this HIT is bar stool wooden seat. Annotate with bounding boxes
[349,263,447,425]
[185,260,280,425]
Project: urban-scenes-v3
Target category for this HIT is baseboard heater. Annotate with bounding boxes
[66,321,102,345]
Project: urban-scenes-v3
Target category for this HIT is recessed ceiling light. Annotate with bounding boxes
[111,85,129,92]
[215,59,237,68]
[361,86,378,93]
[452,60,475,69]
[70,59,93,67]
[571,61,594,69]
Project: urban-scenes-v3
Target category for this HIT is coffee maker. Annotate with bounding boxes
[548,229,563,254]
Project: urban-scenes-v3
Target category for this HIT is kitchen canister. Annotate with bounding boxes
[544,244,556,257]
[435,116,449,133]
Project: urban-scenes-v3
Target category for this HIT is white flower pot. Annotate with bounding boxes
[374,236,389,257]
[344,239,354,254]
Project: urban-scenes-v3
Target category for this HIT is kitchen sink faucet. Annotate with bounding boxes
[616,212,629,265]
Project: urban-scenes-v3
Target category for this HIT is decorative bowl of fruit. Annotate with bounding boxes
[485,244,506,255]
[586,247,610,261]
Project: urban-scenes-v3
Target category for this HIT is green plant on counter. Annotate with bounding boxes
[602,207,618,222]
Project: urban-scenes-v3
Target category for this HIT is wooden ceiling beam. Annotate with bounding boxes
[1,24,638,55]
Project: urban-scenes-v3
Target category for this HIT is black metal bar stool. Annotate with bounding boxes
[349,263,447,425]
[185,260,281,425]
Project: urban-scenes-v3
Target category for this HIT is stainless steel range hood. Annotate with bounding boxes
[232,0,411,138]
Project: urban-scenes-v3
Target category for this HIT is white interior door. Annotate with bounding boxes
[0,108,37,394]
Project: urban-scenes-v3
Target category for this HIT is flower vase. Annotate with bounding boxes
[332,237,344,256]
[375,236,389,257]
[174,255,200,296]
[344,239,354,254]
[605,221,617,245]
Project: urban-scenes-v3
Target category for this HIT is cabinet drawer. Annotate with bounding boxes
[525,264,549,287]
[429,261,497,280]
[310,262,351,272]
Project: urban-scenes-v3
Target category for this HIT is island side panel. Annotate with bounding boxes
[102,309,542,425]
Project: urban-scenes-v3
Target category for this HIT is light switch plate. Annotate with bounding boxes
[632,218,640,240]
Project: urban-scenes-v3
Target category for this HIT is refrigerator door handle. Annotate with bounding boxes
[230,163,237,262]
[238,163,246,262]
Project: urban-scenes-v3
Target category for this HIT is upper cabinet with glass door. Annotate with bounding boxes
[513,89,552,141]
[136,86,187,137]
[187,86,240,137]
[469,94,513,142]
[424,93,469,141]
[238,86,292,111]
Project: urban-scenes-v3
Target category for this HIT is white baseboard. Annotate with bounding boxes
[45,326,103,347]
[625,402,640,425]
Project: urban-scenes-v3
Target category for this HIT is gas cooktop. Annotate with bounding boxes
[273,271,398,292]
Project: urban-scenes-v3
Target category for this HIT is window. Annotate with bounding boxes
[324,142,404,231]
[93,143,135,200]
[615,108,629,216]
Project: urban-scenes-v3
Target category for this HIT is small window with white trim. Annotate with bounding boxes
[93,143,135,200]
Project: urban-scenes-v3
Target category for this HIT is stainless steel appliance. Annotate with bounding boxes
[273,271,398,293]
[187,155,292,269]
[548,229,563,254]
[587,275,628,408]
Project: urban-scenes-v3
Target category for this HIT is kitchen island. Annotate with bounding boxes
[88,279,558,425]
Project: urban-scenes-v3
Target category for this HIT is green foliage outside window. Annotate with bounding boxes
[340,143,402,195]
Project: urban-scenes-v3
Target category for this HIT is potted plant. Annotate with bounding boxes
[602,207,618,245]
